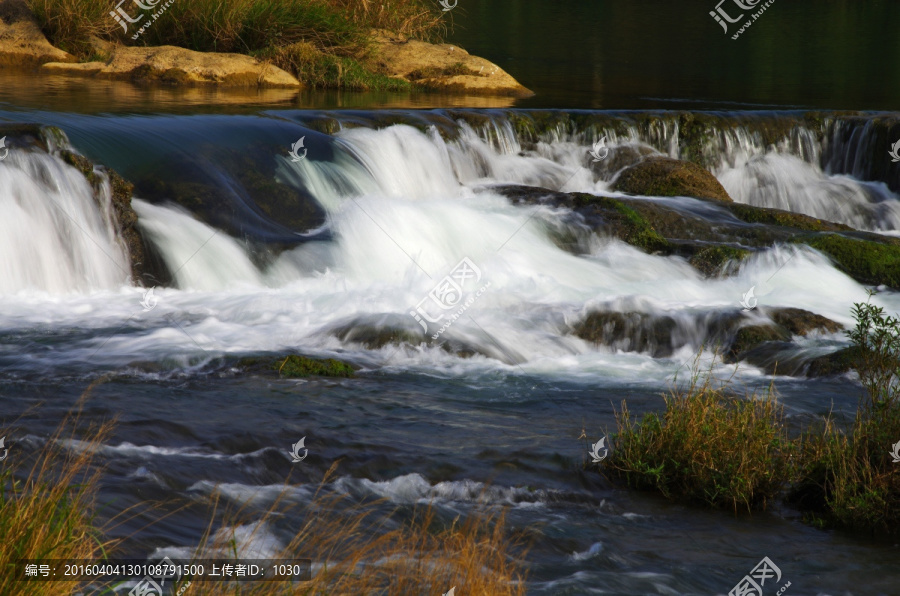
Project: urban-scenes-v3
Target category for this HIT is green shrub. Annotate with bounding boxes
[792,294,900,533]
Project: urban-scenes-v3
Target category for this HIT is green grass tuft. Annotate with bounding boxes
[276,354,356,378]
[604,364,794,512]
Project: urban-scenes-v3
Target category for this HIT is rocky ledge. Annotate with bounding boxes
[42,43,300,87]
[367,30,533,98]
[0,8,531,95]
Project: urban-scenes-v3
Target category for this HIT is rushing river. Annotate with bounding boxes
[1,100,900,595]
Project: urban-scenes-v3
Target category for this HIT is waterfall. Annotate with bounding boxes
[2,111,898,377]
[0,148,130,294]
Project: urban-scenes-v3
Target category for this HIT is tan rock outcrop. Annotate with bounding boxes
[367,30,533,98]
[42,44,300,87]
[0,17,75,67]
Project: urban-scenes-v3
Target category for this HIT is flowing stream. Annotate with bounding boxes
[1,107,899,594]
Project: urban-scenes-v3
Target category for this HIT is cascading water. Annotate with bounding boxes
[2,112,899,379]
[0,149,130,294]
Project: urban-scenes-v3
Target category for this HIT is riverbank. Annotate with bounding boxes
[0,0,531,95]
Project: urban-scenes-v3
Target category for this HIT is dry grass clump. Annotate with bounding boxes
[26,0,444,57]
[604,360,795,513]
[181,465,528,595]
[0,379,116,596]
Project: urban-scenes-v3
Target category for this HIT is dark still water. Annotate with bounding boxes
[447,0,900,110]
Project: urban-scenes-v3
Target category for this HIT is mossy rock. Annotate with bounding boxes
[724,324,792,363]
[583,195,671,253]
[275,355,355,378]
[766,307,842,336]
[613,157,732,202]
[805,347,863,377]
[573,311,678,357]
[57,148,164,286]
[798,234,900,289]
[331,323,424,349]
[689,246,750,277]
[727,203,850,232]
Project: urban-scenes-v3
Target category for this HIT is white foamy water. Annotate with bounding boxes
[1,122,898,383]
[0,149,129,293]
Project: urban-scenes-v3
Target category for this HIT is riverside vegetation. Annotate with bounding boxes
[24,0,443,90]
[0,385,527,595]
[603,293,900,534]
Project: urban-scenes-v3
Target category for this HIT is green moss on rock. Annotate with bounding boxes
[767,307,842,336]
[588,196,671,253]
[58,148,155,285]
[689,246,750,277]
[276,355,356,378]
[612,157,732,202]
[725,324,792,363]
[727,203,849,232]
[799,234,900,289]
[805,346,863,377]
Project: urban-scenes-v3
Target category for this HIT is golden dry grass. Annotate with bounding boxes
[0,378,117,596]
[180,464,528,595]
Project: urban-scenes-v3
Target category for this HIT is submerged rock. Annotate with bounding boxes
[573,311,678,358]
[688,246,750,278]
[275,355,355,378]
[805,347,861,377]
[724,324,792,363]
[768,307,843,337]
[724,307,843,371]
[612,157,733,202]
[328,319,492,361]
[487,184,900,289]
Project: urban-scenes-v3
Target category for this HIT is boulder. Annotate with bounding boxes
[591,143,658,180]
[613,157,733,202]
[366,30,533,98]
[0,10,75,67]
[806,347,861,377]
[767,307,843,336]
[42,44,300,87]
[723,308,843,366]
[573,311,679,357]
[689,246,749,278]
[724,324,792,363]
